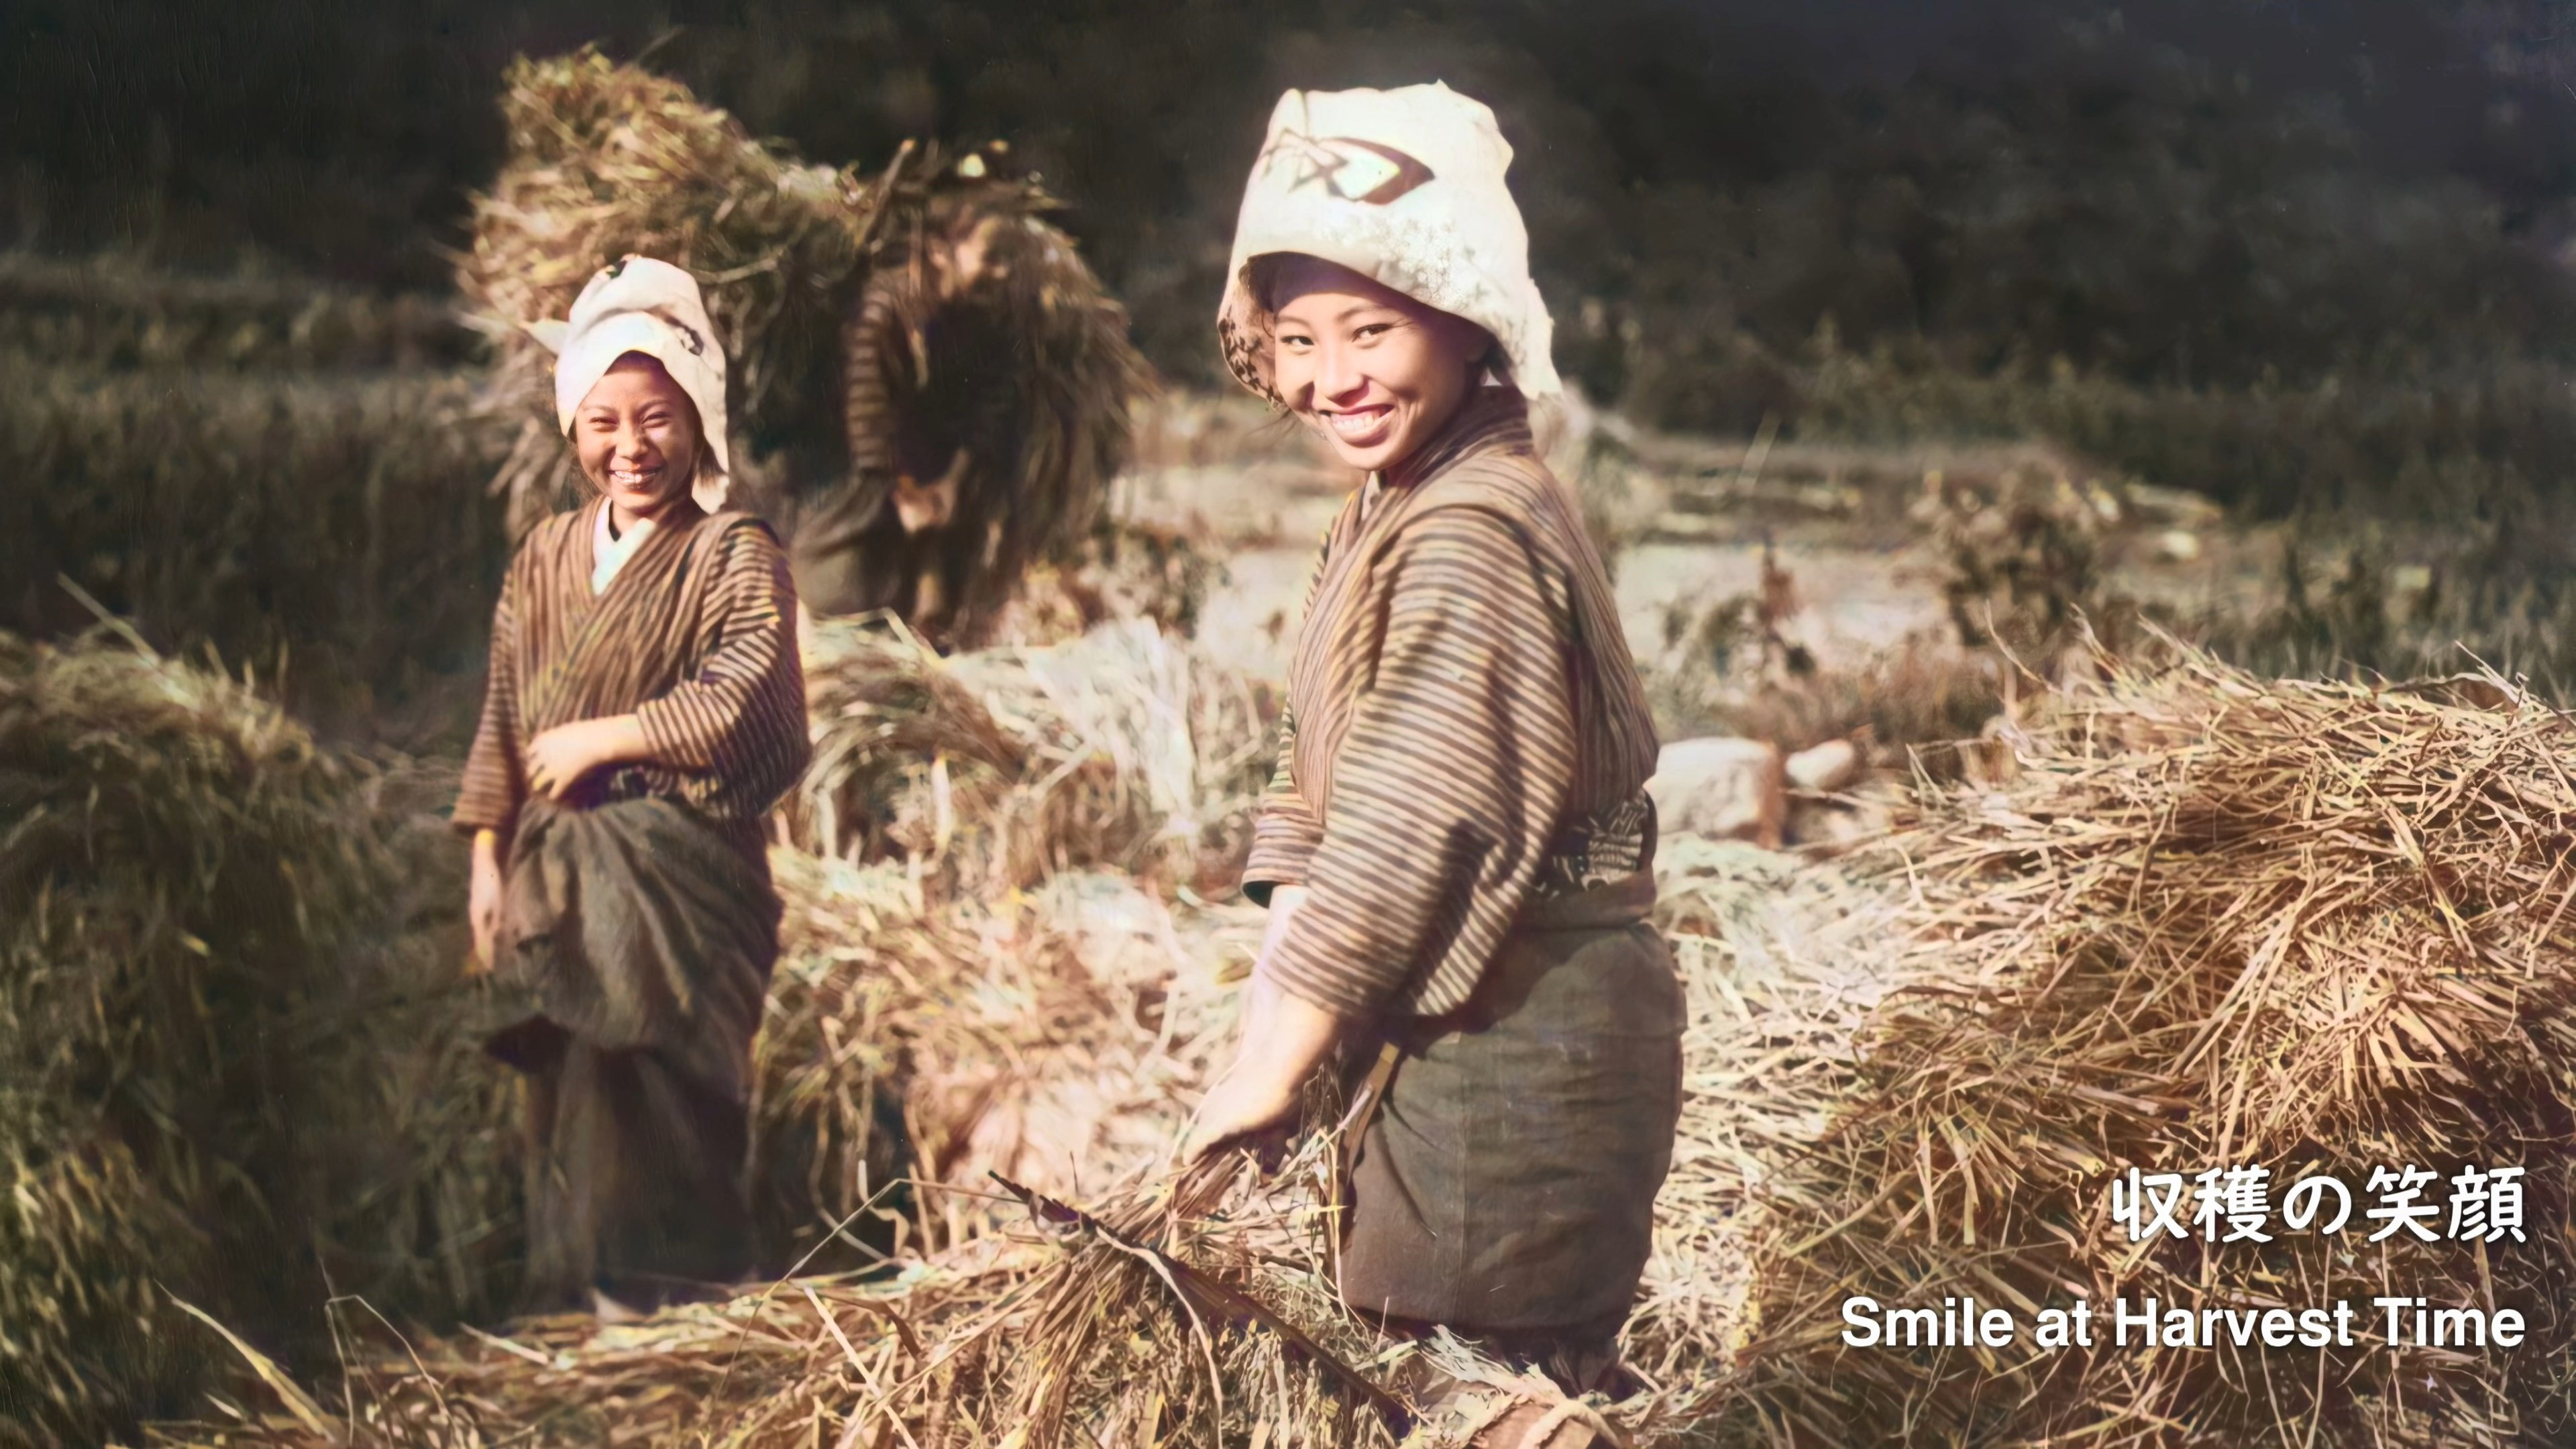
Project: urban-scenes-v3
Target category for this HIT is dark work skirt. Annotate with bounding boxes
[483,795,779,1311]
[1336,873,1684,1334]
[495,1020,759,1311]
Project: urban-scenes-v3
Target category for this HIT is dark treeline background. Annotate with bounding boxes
[10,0,2576,429]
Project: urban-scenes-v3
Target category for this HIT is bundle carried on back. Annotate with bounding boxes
[458,47,1154,635]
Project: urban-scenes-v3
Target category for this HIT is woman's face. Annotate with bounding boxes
[1268,256,1487,475]
[574,354,702,522]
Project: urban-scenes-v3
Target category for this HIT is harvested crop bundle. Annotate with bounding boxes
[0,633,513,1447]
[796,616,1275,899]
[1733,648,2576,1444]
[459,48,1154,651]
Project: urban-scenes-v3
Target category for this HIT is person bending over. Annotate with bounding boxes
[1185,86,1682,1448]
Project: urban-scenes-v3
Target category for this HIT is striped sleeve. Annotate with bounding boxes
[843,268,919,479]
[453,565,525,837]
[634,521,813,816]
[1262,506,1577,1019]
[1241,699,1324,906]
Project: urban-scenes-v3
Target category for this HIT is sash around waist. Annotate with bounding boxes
[1377,871,1668,1041]
[1515,868,1657,932]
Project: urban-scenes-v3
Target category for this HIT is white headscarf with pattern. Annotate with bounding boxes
[539,255,733,513]
[1216,83,1560,405]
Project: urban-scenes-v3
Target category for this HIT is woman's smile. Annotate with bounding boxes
[575,353,703,526]
[1321,400,1396,447]
[1263,256,1487,475]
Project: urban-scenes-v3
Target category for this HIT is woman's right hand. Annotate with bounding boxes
[468,829,504,975]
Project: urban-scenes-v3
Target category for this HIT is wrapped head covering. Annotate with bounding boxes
[1217,83,1560,405]
[539,256,733,512]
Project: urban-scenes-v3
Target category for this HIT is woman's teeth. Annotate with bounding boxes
[609,467,659,486]
[1328,407,1391,438]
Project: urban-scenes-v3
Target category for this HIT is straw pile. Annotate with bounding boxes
[0,631,514,1448]
[156,642,2576,1446]
[1731,646,2576,1444]
[796,617,1276,900]
[749,852,1260,1270]
[460,49,1154,627]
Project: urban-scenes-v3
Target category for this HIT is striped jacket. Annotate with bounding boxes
[1242,391,1661,1019]
[455,498,811,852]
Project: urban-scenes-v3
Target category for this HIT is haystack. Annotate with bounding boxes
[459,50,1155,648]
[0,632,513,1448]
[1731,647,2576,1444]
[162,639,2576,1446]
[750,852,1260,1269]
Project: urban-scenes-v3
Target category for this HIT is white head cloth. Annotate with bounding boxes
[543,256,733,512]
[1217,83,1560,404]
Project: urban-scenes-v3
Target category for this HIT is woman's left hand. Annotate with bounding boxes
[525,716,645,800]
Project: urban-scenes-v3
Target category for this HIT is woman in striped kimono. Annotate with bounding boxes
[1183,87,1682,1444]
[455,257,810,1318]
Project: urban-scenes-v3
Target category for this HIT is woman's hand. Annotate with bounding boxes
[524,714,648,800]
[468,829,504,975]
[1185,1052,1314,1165]
[1184,887,1348,1165]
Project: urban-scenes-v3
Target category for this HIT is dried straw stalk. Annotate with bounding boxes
[1733,647,2576,1444]
[795,617,1275,902]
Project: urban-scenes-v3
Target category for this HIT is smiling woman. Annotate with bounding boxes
[572,355,703,532]
[1185,86,1678,1447]
[452,256,810,1320]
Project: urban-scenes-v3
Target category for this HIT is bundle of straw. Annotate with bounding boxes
[797,617,1275,900]
[749,853,1244,1269]
[1732,647,2576,1443]
[152,1157,1407,1449]
[0,632,514,1448]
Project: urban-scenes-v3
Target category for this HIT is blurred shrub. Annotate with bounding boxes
[0,347,512,744]
[0,253,476,372]
[2201,516,2576,701]
[1644,548,2007,769]
[1799,346,2576,521]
